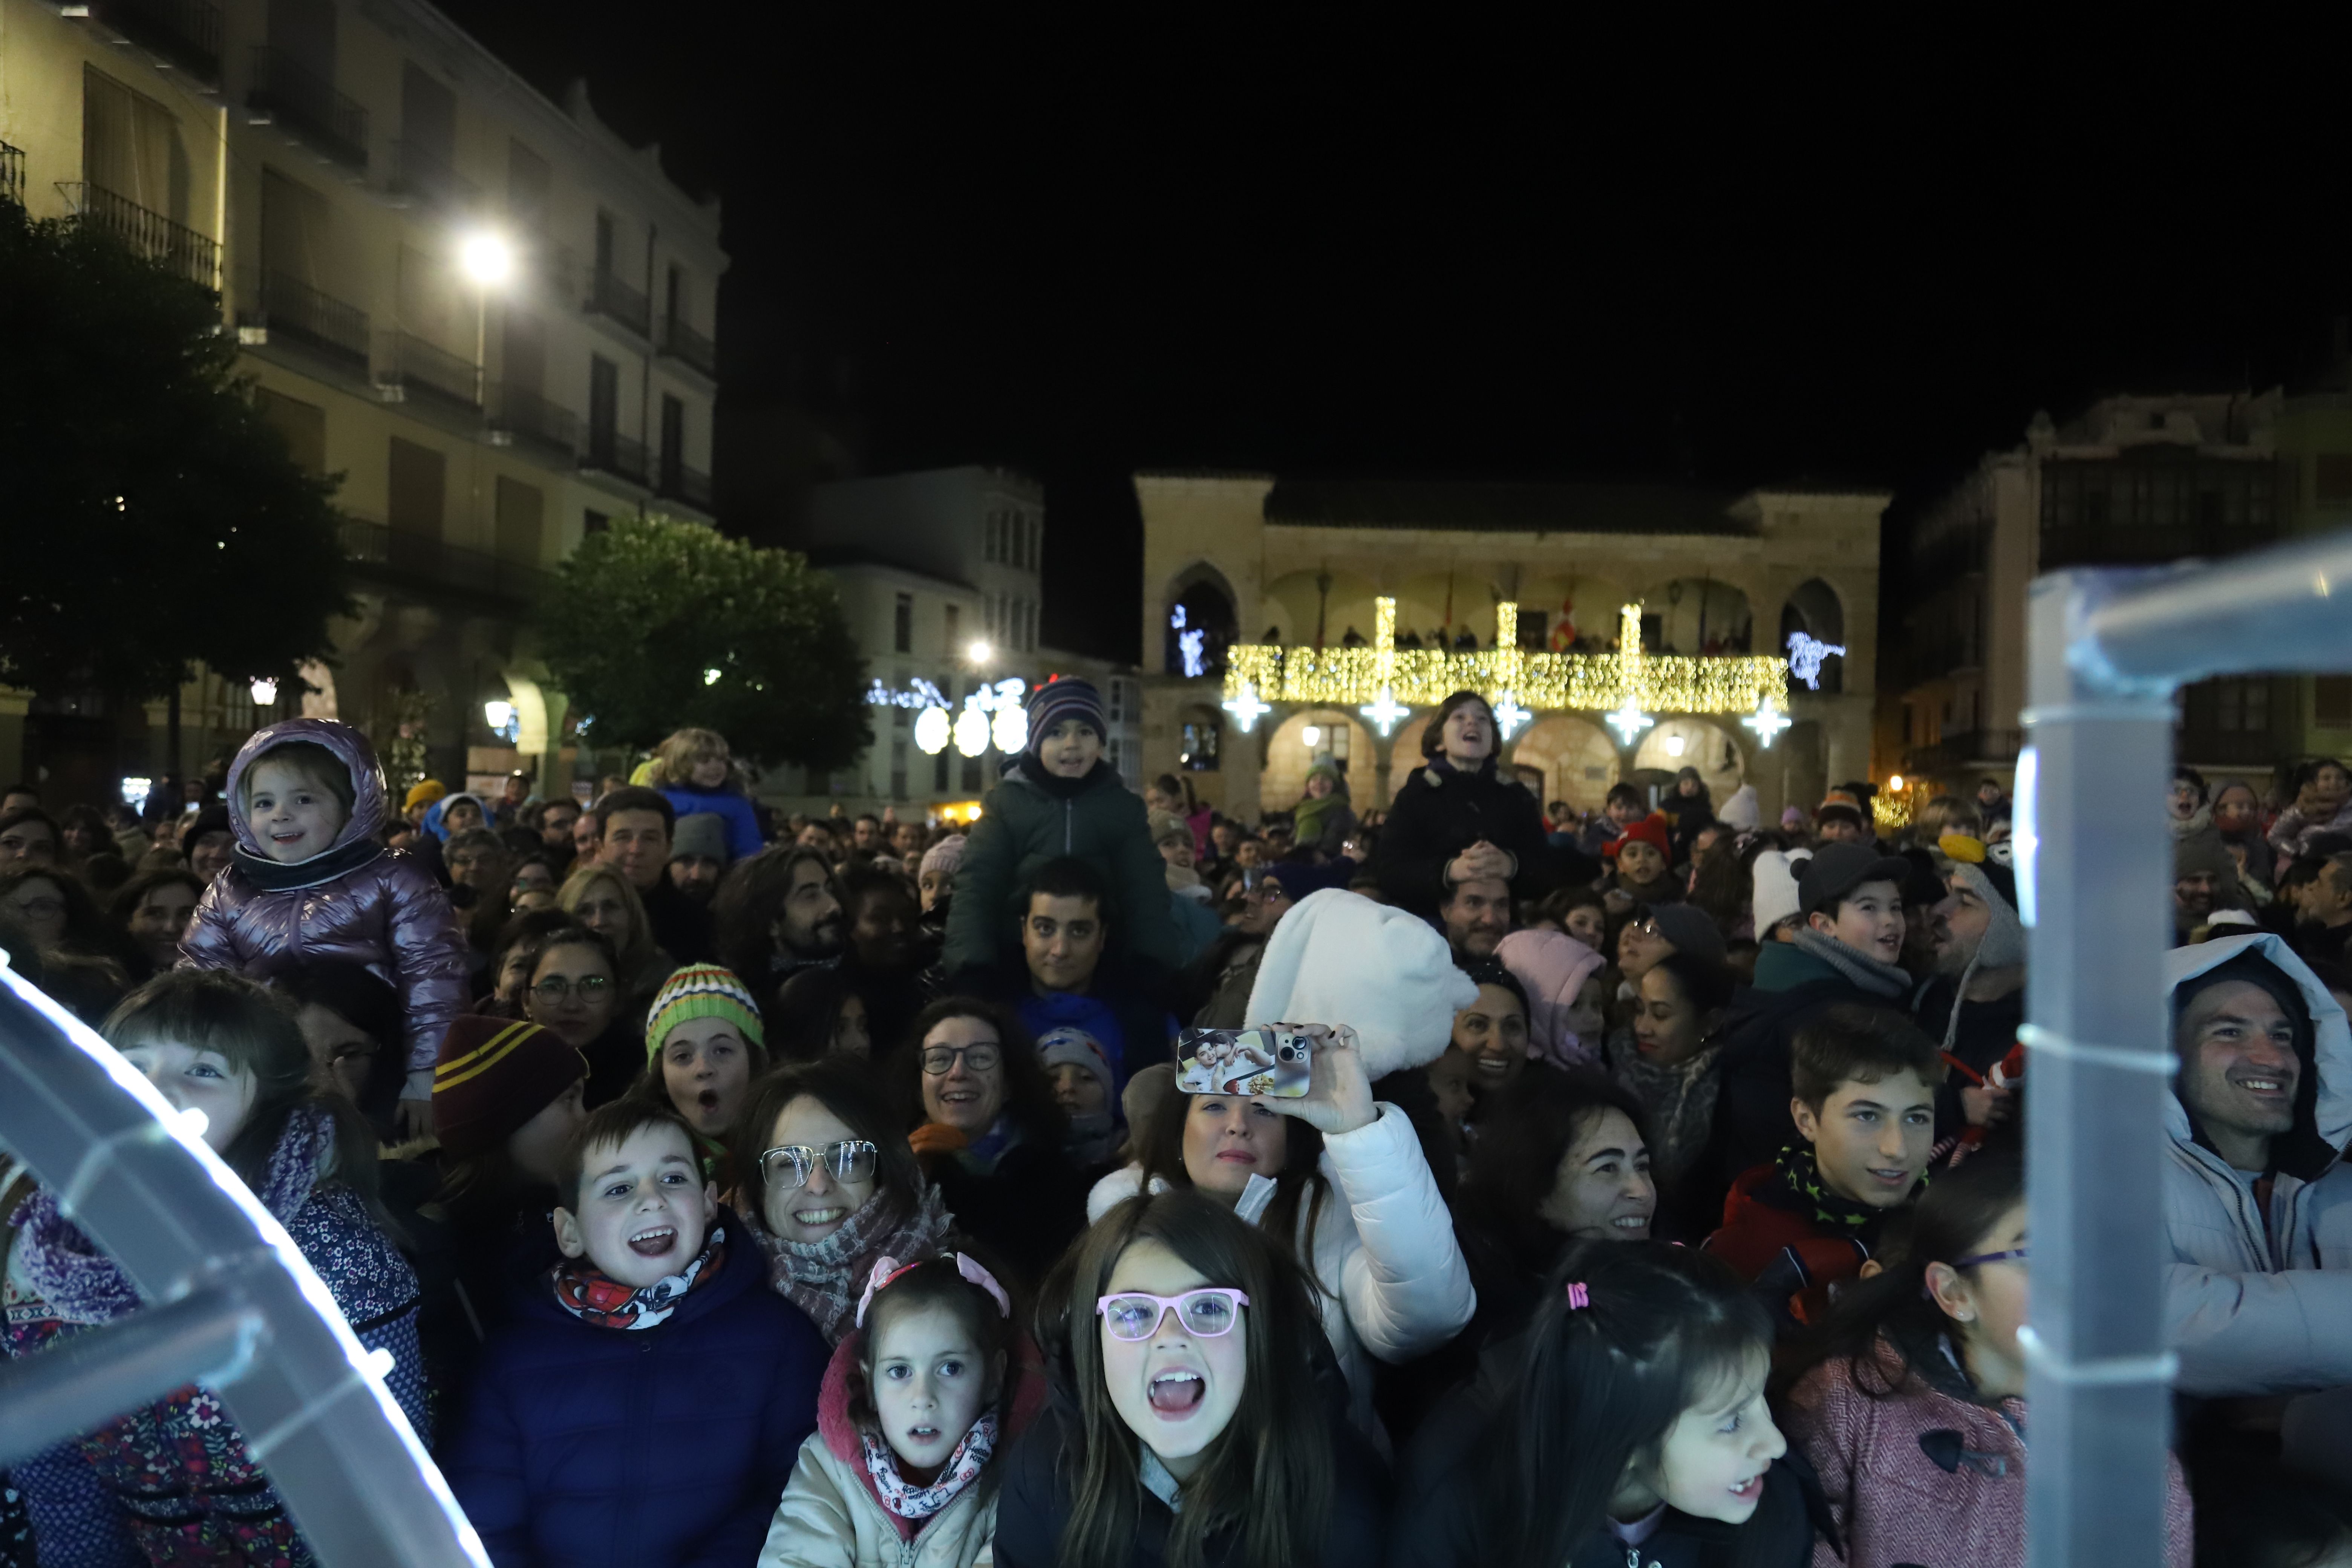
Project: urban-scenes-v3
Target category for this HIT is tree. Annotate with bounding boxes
[0,200,348,697]
[537,513,871,772]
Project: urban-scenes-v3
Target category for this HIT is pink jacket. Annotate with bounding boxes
[1787,1339,2191,1568]
[179,718,470,1074]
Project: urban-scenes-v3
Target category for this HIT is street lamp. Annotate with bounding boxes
[458,230,513,410]
[966,640,994,666]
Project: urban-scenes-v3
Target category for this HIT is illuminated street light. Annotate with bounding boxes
[458,231,513,286]
[1889,774,1906,792]
[914,706,951,755]
[966,640,994,665]
[1300,724,1323,750]
[483,699,516,732]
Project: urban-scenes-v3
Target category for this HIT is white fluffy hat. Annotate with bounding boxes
[1750,847,1815,936]
[1244,889,1479,1078]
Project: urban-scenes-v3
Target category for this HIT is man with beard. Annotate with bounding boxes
[709,845,844,996]
[1916,833,2026,1145]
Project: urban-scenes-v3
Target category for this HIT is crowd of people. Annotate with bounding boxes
[1,683,2350,1567]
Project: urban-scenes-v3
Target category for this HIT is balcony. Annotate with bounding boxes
[387,139,476,211]
[1,141,23,208]
[488,383,577,461]
[2176,728,2290,769]
[581,428,648,487]
[340,517,545,611]
[253,269,369,376]
[56,182,219,291]
[1904,729,2024,777]
[657,315,715,379]
[378,330,479,410]
[585,266,650,338]
[657,461,714,513]
[96,0,224,86]
[247,46,368,172]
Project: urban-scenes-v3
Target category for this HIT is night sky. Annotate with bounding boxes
[434,8,2352,662]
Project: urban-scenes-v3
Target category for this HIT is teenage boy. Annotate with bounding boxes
[446,1101,828,1568]
[1707,1004,1941,1323]
[2162,934,2352,1396]
[1703,842,1915,1215]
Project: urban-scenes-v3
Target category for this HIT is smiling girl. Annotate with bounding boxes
[992,1190,1384,1568]
[1395,1240,1811,1567]
[2,970,424,1564]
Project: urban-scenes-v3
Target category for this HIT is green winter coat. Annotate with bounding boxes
[942,760,1181,979]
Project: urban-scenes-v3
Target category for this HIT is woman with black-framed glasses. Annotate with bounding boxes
[894,997,1089,1289]
[521,926,640,1109]
[1780,1152,2193,1568]
[732,1057,948,1346]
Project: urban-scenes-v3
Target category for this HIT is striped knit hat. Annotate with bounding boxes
[645,963,766,1062]
[432,1017,587,1160]
[1025,677,1104,749]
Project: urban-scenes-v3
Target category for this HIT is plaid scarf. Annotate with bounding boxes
[760,1184,954,1345]
[551,1226,726,1331]
[861,1410,997,1522]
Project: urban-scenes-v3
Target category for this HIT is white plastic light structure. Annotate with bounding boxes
[1300,724,1323,750]
[249,677,279,706]
[1224,681,1270,732]
[952,706,990,758]
[913,706,951,755]
[1172,605,1208,679]
[1743,696,1791,747]
[702,668,722,687]
[2011,744,2040,928]
[1360,688,1408,737]
[1492,693,1530,741]
[1605,698,1653,746]
[458,231,513,286]
[1787,631,1847,690]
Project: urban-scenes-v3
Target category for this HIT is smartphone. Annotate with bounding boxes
[1175,1027,1313,1097]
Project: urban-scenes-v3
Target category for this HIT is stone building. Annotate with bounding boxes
[1135,474,1885,825]
[0,0,721,802]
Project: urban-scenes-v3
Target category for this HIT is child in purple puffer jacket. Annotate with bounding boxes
[179,718,469,1137]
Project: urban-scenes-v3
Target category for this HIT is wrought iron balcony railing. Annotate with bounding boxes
[488,383,577,458]
[56,181,219,291]
[247,46,368,171]
[254,269,369,374]
[0,141,24,208]
[581,428,648,486]
[380,331,479,409]
[657,462,714,511]
[657,315,715,378]
[340,517,546,607]
[387,139,476,211]
[97,0,223,85]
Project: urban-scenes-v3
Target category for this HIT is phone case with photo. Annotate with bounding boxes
[1175,1027,1312,1097]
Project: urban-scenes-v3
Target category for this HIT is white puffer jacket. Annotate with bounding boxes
[1086,1102,1477,1440]
[2164,934,2352,1396]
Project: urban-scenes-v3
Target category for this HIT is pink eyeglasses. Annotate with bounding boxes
[1096,1288,1250,1341]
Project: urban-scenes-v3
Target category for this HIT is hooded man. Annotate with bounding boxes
[2174,827,2243,944]
[1916,833,2026,1144]
[2163,934,2352,1396]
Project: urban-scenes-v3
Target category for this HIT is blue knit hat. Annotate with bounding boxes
[1026,677,1105,748]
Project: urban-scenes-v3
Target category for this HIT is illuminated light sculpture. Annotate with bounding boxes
[992,704,1029,754]
[1492,693,1530,741]
[1605,697,1653,746]
[1361,688,1409,737]
[1222,681,1269,732]
[913,706,951,755]
[1743,695,1792,747]
[953,706,990,758]
[1787,631,1846,690]
[703,667,722,686]
[1171,605,1208,679]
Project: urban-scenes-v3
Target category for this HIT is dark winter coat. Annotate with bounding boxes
[942,758,1181,980]
[640,873,717,967]
[178,717,470,1077]
[990,1403,1389,1568]
[1375,759,1560,920]
[924,1133,1090,1294]
[446,1208,828,1568]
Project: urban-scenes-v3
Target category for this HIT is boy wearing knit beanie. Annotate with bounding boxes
[939,676,1180,983]
[644,964,767,1165]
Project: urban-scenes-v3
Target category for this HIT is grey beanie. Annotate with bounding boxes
[670,812,728,864]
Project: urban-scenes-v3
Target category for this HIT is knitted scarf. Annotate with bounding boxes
[551,1225,726,1331]
[763,1185,953,1344]
[1770,1143,1919,1235]
[861,1411,998,1522]
[14,1104,336,1325]
[1791,928,1911,998]
[1607,1032,1723,1190]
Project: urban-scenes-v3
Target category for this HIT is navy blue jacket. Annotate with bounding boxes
[446,1210,826,1568]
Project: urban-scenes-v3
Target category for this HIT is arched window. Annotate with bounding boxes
[1165,578,1237,678]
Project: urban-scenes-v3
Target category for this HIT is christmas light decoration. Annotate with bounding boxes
[1743,696,1791,747]
[992,704,1029,753]
[1223,681,1270,732]
[914,706,951,755]
[250,678,279,706]
[1361,688,1408,736]
[703,667,721,686]
[1605,697,1652,745]
[1787,631,1845,690]
[1493,693,1530,740]
[953,706,990,757]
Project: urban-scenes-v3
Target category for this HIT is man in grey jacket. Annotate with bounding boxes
[2165,933,2352,1395]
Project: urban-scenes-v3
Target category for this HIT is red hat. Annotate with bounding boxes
[1605,813,1672,859]
[432,1016,586,1160]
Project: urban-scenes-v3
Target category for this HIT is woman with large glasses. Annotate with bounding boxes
[893,998,1089,1290]
[520,926,637,1107]
[990,1188,1387,1568]
[732,1057,949,1346]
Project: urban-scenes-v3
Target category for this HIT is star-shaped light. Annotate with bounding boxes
[1743,697,1792,748]
[1360,687,1409,737]
[1222,682,1270,732]
[1493,692,1531,741]
[1605,698,1653,746]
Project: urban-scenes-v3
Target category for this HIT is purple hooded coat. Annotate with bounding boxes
[178,718,470,1074]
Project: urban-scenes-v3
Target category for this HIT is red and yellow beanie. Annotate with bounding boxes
[644,963,765,1063]
[432,1016,586,1159]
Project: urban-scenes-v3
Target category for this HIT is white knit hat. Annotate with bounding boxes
[1718,783,1761,832]
[1244,889,1478,1078]
[1751,847,1815,936]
